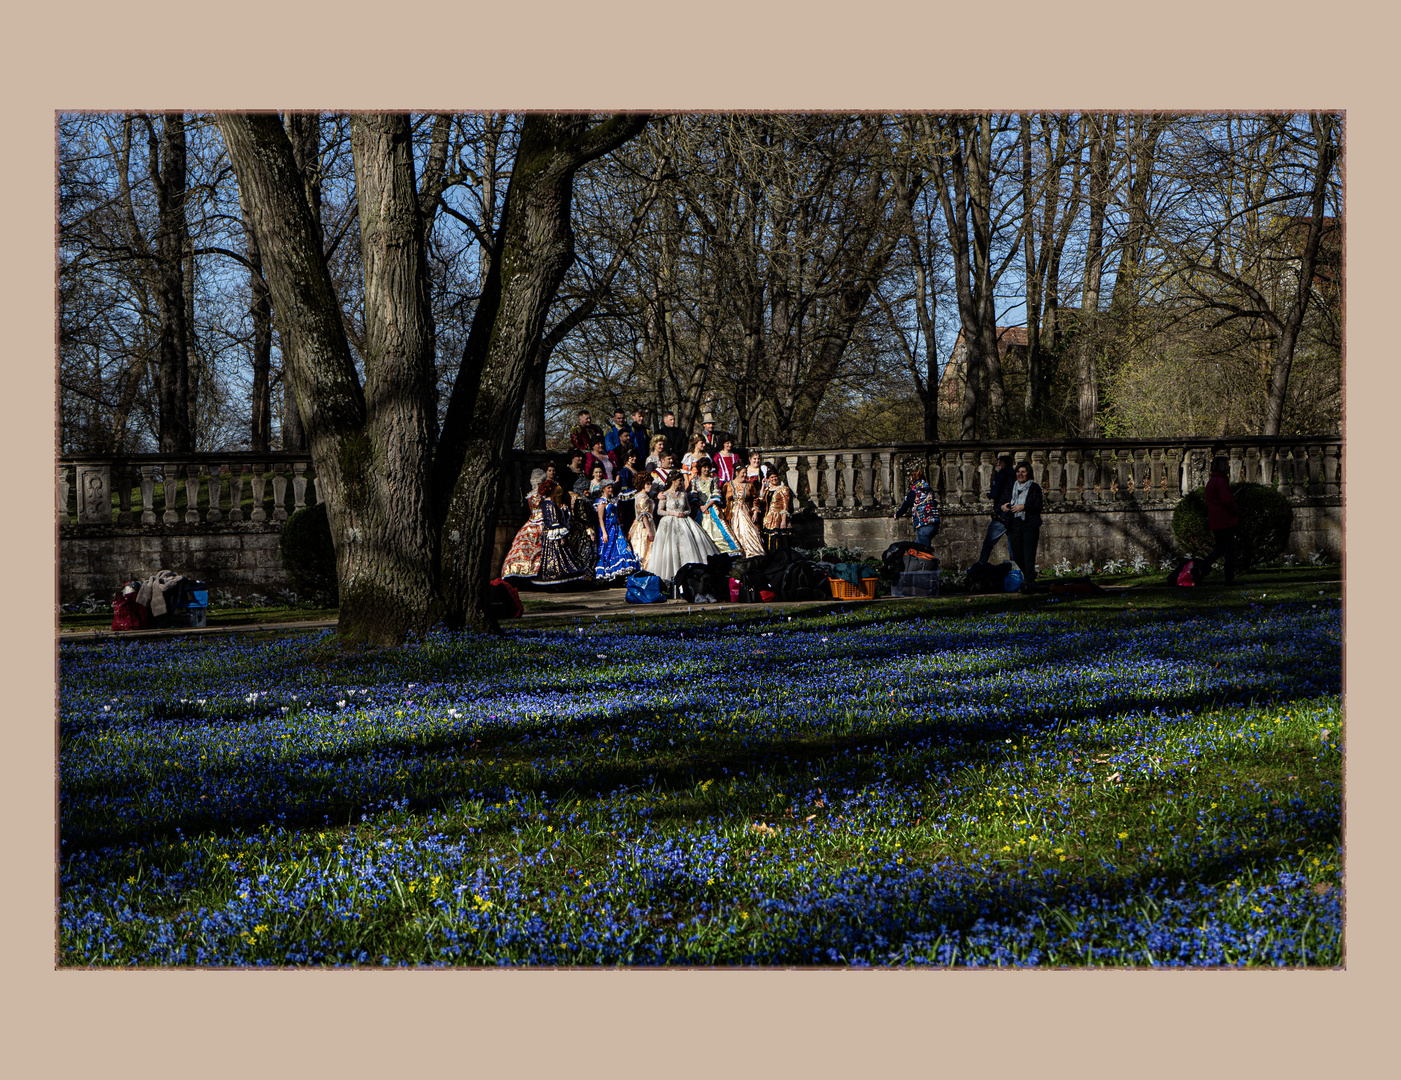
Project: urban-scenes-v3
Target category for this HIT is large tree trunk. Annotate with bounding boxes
[433,114,648,630]
[239,186,274,451]
[151,113,193,453]
[1076,114,1116,437]
[1263,113,1337,436]
[219,112,440,645]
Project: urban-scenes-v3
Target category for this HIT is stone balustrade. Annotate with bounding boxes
[58,453,317,527]
[58,438,1342,601]
[740,436,1342,515]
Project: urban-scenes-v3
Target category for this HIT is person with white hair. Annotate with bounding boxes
[499,469,549,579]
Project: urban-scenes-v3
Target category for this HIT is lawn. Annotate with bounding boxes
[58,585,1343,966]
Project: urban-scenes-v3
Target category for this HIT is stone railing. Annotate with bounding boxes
[57,453,317,526]
[60,437,1342,529]
[741,436,1342,515]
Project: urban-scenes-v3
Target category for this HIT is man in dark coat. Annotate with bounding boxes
[656,411,686,464]
[696,416,723,453]
[628,409,650,456]
[1199,456,1240,584]
[603,409,629,454]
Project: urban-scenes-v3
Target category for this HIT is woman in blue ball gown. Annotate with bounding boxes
[594,482,642,581]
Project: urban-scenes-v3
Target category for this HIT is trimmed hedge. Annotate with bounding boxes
[1172,481,1293,570]
[279,503,339,604]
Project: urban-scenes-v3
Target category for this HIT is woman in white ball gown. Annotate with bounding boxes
[645,473,717,581]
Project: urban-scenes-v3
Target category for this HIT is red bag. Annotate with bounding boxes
[1175,562,1197,588]
[759,588,776,602]
[729,578,741,603]
[111,589,150,631]
[488,578,523,619]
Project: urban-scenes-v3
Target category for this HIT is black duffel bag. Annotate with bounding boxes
[881,541,935,581]
[777,559,832,602]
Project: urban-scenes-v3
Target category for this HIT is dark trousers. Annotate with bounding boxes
[1008,518,1040,588]
[1201,526,1237,583]
[978,517,1008,564]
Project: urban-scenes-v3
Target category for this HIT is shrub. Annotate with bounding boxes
[1172,482,1293,570]
[279,503,339,604]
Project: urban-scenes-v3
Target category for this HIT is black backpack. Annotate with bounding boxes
[777,559,831,602]
[882,541,935,581]
[673,562,710,602]
[965,561,1012,594]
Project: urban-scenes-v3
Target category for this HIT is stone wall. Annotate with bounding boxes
[61,524,288,601]
[810,500,1342,570]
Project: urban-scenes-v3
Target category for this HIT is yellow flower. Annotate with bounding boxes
[1117,832,1128,839]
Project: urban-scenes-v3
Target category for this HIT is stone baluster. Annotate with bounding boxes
[1047,449,1064,504]
[1304,443,1323,497]
[859,452,875,508]
[293,462,309,511]
[821,453,838,509]
[162,463,180,524]
[1064,449,1082,504]
[114,464,133,525]
[1030,449,1047,493]
[1101,448,1118,502]
[805,455,820,510]
[1322,442,1340,497]
[250,468,268,522]
[206,465,224,523]
[1291,444,1308,498]
[1227,446,1244,484]
[878,450,894,509]
[57,465,71,525]
[185,464,202,524]
[957,451,974,504]
[138,465,156,524]
[829,453,851,509]
[272,462,289,520]
[977,452,994,506]
[1258,446,1275,488]
[1128,448,1146,498]
[228,466,245,522]
[925,451,941,509]
[1145,448,1163,503]
[1080,449,1097,503]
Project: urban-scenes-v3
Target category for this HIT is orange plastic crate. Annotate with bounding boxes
[827,575,879,600]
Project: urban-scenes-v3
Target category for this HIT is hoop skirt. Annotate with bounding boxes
[694,478,741,555]
[564,492,598,581]
[595,499,641,580]
[499,493,545,578]
[645,490,718,581]
[627,490,657,570]
[536,497,591,584]
[726,482,766,558]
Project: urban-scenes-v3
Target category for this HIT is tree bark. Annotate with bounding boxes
[239,185,274,451]
[219,112,441,645]
[433,113,648,630]
[1076,113,1116,437]
[1263,113,1336,436]
[150,113,193,453]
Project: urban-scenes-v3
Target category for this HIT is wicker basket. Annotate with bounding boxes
[827,575,879,600]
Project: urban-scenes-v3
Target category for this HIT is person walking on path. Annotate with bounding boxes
[1002,461,1043,591]
[1199,456,1240,584]
[978,455,1015,564]
[893,466,940,547]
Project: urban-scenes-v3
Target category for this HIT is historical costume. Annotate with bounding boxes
[725,476,766,558]
[595,494,642,580]
[537,492,591,584]
[693,475,741,555]
[628,487,657,570]
[499,471,548,579]
[762,475,793,552]
[714,447,738,484]
[563,491,598,581]
[646,486,718,581]
[569,419,604,455]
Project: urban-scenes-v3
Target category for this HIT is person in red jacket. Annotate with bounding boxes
[1200,456,1240,584]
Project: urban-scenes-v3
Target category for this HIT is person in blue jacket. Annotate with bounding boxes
[893,467,940,547]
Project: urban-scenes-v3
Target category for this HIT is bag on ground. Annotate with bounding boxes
[882,542,934,581]
[891,570,940,598]
[1004,562,1024,592]
[487,577,523,619]
[625,572,664,604]
[964,561,1011,594]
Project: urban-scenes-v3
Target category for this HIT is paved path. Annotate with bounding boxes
[59,575,1339,642]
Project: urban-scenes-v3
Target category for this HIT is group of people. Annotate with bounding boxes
[498,408,797,587]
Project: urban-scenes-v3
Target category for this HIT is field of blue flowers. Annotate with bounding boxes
[59,593,1343,966]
